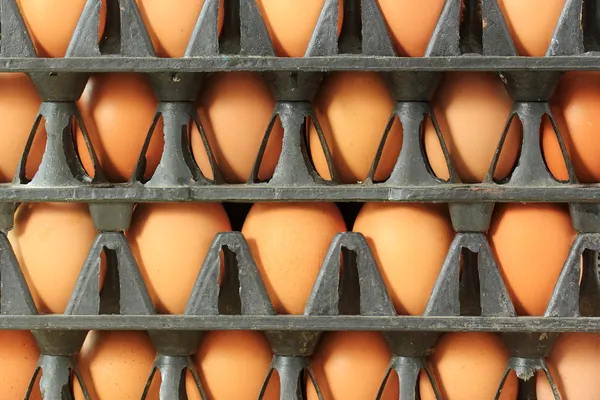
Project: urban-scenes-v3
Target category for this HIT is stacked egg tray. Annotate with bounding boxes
[3,0,600,399]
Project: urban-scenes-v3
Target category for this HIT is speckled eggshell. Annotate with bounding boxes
[353,203,454,315]
[489,204,576,316]
[0,330,41,400]
[16,0,107,57]
[420,333,518,400]
[309,72,402,183]
[307,331,398,400]
[135,0,225,58]
[424,72,521,183]
[76,73,164,183]
[192,72,283,183]
[186,331,279,400]
[537,333,600,399]
[9,203,103,314]
[242,202,346,314]
[255,0,344,57]
[73,331,159,400]
[128,203,231,314]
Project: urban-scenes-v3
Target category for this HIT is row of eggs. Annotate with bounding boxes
[2,69,600,185]
[17,1,569,58]
[3,329,599,399]
[7,201,578,318]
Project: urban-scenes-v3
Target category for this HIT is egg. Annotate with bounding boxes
[307,331,397,400]
[424,72,521,183]
[537,333,600,399]
[128,203,231,314]
[353,203,453,315]
[16,0,107,57]
[309,72,402,183]
[73,331,159,400]
[135,0,225,58]
[242,203,346,314]
[256,0,344,57]
[376,0,446,56]
[186,331,278,400]
[9,203,102,314]
[489,204,575,316]
[420,333,518,400]
[192,72,283,183]
[497,0,565,56]
[0,73,45,182]
[0,330,41,400]
[76,73,164,183]
[542,72,600,183]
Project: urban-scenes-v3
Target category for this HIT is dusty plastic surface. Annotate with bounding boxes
[1,0,600,399]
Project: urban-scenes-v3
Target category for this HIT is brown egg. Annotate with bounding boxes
[192,72,283,183]
[309,72,402,183]
[537,333,600,399]
[186,331,278,400]
[497,0,565,56]
[9,203,102,314]
[0,73,45,182]
[256,0,344,57]
[136,0,225,58]
[424,72,521,183]
[17,0,107,57]
[376,0,446,56]
[74,331,159,400]
[128,203,231,314]
[420,333,518,400]
[76,73,164,183]
[353,203,454,315]
[543,72,600,183]
[489,204,575,316]
[307,331,397,400]
[242,203,346,314]
[0,330,41,400]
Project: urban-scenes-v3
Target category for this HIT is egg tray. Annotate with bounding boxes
[0,0,600,399]
[6,219,600,400]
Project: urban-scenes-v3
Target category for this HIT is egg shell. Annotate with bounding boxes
[135,0,225,58]
[192,72,283,183]
[76,73,164,183]
[74,331,159,400]
[376,0,446,57]
[0,330,41,400]
[543,72,600,183]
[420,332,518,400]
[16,0,107,58]
[307,331,398,400]
[0,73,45,183]
[9,203,103,314]
[489,204,575,316]
[242,202,346,314]
[128,202,231,314]
[186,330,278,400]
[537,333,600,399]
[309,72,402,183]
[424,72,521,183]
[353,203,454,315]
[256,0,344,57]
[497,0,565,56]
